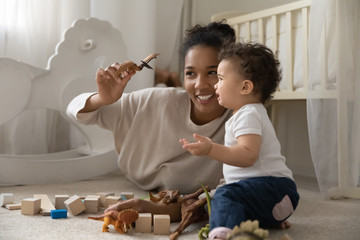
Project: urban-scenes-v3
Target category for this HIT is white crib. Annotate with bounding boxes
[212,0,336,101]
[212,0,360,200]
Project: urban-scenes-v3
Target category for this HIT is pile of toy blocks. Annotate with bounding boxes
[0,191,171,235]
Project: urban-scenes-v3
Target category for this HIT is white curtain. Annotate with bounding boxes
[307,0,360,199]
[0,0,184,154]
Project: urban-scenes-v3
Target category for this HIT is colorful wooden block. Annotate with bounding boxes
[120,192,134,200]
[84,196,100,214]
[153,214,170,235]
[136,213,152,233]
[96,192,114,207]
[51,209,67,219]
[34,194,55,216]
[0,193,14,207]
[5,203,21,210]
[21,198,41,215]
[64,195,85,216]
[55,195,69,210]
[104,196,121,208]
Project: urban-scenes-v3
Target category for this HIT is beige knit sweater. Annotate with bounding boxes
[67,87,231,194]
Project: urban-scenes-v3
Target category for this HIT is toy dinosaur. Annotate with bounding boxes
[225,220,269,240]
[148,187,210,240]
[88,208,139,233]
[115,53,159,78]
[149,190,181,204]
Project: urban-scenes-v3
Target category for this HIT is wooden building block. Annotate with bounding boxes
[136,213,152,233]
[104,196,121,208]
[120,192,134,200]
[5,203,21,210]
[84,196,100,214]
[34,194,55,216]
[50,209,67,219]
[96,192,114,207]
[64,195,85,216]
[55,195,69,210]
[0,193,14,207]
[21,198,41,215]
[153,214,170,235]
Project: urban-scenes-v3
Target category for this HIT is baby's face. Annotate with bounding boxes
[215,59,246,111]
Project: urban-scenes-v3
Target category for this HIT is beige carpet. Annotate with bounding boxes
[0,170,359,240]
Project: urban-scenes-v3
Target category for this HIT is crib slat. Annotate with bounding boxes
[234,24,240,42]
[244,21,250,42]
[271,15,278,53]
[226,0,311,25]
[302,7,309,91]
[258,18,264,44]
[286,11,294,91]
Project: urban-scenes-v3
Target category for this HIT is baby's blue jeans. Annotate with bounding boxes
[209,176,299,229]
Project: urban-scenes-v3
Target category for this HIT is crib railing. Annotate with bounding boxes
[216,0,337,100]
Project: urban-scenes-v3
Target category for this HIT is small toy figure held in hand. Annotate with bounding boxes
[115,53,159,79]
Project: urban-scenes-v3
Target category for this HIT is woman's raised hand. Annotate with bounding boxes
[96,62,136,105]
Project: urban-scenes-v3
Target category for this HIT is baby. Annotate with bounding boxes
[180,42,300,240]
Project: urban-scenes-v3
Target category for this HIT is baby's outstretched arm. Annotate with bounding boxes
[180,133,261,168]
[179,134,212,156]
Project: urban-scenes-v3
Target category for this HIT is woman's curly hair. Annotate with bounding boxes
[219,42,282,104]
[181,20,236,59]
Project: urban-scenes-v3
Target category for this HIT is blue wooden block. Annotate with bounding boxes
[120,194,127,201]
[51,209,67,219]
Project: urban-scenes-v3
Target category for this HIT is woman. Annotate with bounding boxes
[66,21,235,218]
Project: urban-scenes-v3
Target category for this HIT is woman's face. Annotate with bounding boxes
[184,45,226,125]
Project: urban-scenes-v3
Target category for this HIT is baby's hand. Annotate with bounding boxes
[179,133,212,156]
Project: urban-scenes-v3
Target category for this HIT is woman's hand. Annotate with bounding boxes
[96,62,135,106]
[179,133,212,156]
[79,63,136,113]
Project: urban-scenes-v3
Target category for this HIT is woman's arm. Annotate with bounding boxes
[80,63,135,113]
[180,133,261,168]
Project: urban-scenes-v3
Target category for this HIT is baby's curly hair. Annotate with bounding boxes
[219,42,282,104]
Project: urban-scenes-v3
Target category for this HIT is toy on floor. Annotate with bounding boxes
[88,209,139,234]
[210,220,292,240]
[50,209,67,219]
[225,220,269,240]
[198,182,212,240]
[148,187,210,240]
[149,190,181,204]
[114,53,159,78]
[169,186,210,240]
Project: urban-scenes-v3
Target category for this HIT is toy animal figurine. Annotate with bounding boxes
[149,187,210,240]
[115,53,159,78]
[226,220,269,240]
[88,208,139,234]
[169,187,209,240]
[149,190,181,204]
